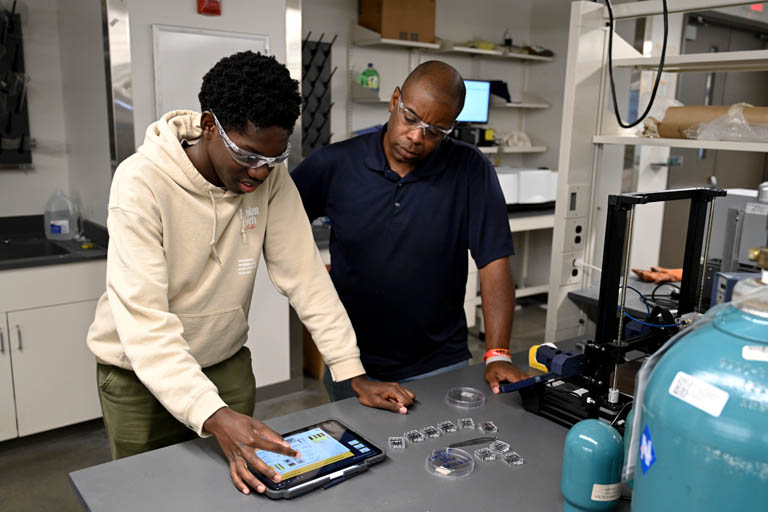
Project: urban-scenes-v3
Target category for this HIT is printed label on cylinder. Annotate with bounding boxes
[591,483,620,501]
[668,371,729,417]
[742,345,768,363]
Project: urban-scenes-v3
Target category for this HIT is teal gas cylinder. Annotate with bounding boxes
[622,409,633,490]
[562,419,624,512]
[631,280,768,511]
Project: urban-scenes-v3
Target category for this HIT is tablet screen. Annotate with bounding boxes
[254,419,383,490]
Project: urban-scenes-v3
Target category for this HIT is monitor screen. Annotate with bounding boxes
[456,80,490,124]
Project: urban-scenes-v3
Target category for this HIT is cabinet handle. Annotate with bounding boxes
[0,328,4,354]
[15,324,21,351]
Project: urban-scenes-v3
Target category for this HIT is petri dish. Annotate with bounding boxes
[426,447,475,478]
[445,387,487,409]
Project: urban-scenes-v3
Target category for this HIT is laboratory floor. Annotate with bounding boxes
[0,298,547,512]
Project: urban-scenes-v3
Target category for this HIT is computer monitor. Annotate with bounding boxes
[456,80,490,124]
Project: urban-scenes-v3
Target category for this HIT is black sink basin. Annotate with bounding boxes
[0,237,69,261]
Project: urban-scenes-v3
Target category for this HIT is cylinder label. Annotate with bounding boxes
[668,371,729,417]
[742,346,768,363]
[746,202,768,216]
[591,483,620,501]
[640,425,656,474]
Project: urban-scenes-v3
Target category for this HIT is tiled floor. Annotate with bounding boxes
[0,299,547,512]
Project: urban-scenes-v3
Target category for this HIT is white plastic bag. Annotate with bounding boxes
[684,102,768,142]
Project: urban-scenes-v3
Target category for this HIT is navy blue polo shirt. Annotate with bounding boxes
[291,125,514,381]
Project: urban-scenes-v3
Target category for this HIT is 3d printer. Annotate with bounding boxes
[515,187,726,432]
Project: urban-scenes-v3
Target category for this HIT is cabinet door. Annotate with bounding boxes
[9,300,102,436]
[0,317,18,441]
[245,259,289,388]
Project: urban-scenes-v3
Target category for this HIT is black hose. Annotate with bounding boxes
[605,0,669,128]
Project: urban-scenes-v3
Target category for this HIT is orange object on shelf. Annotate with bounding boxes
[631,266,683,283]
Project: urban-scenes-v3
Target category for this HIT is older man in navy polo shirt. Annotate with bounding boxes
[292,61,528,401]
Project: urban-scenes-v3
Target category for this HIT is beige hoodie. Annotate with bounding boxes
[87,111,364,435]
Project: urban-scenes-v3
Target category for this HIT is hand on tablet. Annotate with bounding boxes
[349,375,415,414]
[484,361,528,394]
[204,407,300,495]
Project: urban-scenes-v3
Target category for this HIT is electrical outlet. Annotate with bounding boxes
[560,251,583,286]
[563,218,586,252]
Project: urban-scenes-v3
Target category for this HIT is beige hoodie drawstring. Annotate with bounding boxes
[239,197,247,245]
[208,190,222,265]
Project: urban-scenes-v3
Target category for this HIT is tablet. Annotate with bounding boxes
[252,418,385,499]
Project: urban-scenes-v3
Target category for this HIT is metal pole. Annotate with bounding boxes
[610,205,634,404]
[698,198,716,313]
[617,205,635,345]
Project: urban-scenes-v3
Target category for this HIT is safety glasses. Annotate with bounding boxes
[211,112,291,169]
[397,97,454,140]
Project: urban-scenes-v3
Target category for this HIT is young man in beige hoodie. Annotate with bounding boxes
[87,51,414,495]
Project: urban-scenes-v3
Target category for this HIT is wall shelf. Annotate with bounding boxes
[352,95,549,109]
[351,26,554,62]
[504,146,548,154]
[493,94,550,109]
[352,97,389,104]
[593,135,768,153]
[479,145,548,154]
[437,40,554,62]
[613,49,768,73]
[508,212,555,232]
[516,284,551,298]
[609,0,751,20]
[352,24,440,49]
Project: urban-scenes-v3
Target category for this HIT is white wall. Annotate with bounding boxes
[58,0,111,226]
[127,0,288,148]
[0,0,69,218]
[294,0,355,145]
[526,1,571,170]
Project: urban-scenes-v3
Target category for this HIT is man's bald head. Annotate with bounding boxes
[401,61,465,118]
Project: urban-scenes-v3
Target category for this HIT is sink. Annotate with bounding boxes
[0,237,69,261]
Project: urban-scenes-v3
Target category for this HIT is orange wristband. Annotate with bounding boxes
[483,348,511,362]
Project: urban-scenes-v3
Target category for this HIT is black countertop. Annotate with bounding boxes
[3,211,531,269]
[0,215,108,271]
[2,215,327,271]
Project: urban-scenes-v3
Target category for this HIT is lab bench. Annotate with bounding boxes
[70,354,630,511]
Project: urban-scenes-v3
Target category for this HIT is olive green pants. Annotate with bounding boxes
[97,346,256,460]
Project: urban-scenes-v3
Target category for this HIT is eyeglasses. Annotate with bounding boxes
[210,112,291,169]
[397,97,454,140]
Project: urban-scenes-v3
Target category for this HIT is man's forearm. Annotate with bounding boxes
[478,257,516,353]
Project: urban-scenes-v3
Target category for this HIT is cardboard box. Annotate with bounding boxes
[359,0,436,43]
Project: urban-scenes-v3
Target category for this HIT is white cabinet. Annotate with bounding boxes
[245,259,290,388]
[0,321,16,441]
[7,300,102,437]
[0,261,106,439]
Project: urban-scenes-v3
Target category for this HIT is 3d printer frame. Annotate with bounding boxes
[521,187,726,431]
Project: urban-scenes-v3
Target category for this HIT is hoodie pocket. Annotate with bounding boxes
[177,306,249,366]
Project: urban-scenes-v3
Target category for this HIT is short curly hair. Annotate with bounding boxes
[198,51,300,133]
